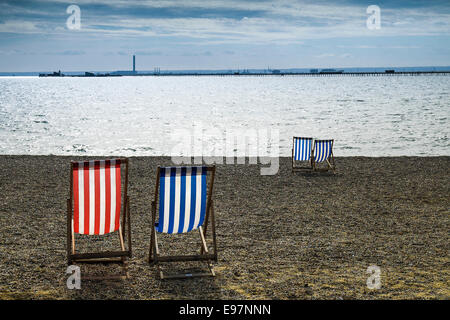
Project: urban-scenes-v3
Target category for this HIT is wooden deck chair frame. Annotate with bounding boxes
[67,158,132,280]
[292,136,314,172]
[148,165,217,279]
[312,139,336,172]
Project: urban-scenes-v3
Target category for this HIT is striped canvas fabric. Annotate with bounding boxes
[157,166,207,234]
[293,137,312,161]
[314,140,333,163]
[72,159,121,235]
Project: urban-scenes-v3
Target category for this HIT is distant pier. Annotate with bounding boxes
[38,70,450,78]
[134,71,450,77]
[37,55,450,78]
[36,55,450,78]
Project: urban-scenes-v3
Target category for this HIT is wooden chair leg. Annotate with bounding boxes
[211,206,217,261]
[126,196,132,257]
[199,227,209,254]
[326,159,332,171]
[118,227,126,251]
[152,228,164,279]
[152,227,160,265]
[291,148,294,172]
[149,202,156,263]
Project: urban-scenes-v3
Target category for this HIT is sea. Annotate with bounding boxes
[0,75,449,157]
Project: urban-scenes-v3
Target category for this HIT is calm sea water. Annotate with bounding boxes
[0,76,449,156]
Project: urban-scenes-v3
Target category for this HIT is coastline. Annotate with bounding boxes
[0,155,448,299]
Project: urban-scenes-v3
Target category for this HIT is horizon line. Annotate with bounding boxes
[2,65,450,74]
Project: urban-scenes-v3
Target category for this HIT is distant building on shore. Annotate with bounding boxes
[39,70,64,77]
[111,54,138,75]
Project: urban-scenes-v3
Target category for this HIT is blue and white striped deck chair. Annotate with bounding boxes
[312,139,335,172]
[149,165,217,279]
[292,137,313,171]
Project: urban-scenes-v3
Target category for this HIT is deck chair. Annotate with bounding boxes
[149,165,217,279]
[312,139,335,172]
[292,137,313,171]
[67,158,131,279]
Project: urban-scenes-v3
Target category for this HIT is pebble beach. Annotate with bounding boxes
[0,155,448,299]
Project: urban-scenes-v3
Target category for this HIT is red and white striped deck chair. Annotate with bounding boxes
[148,165,217,279]
[67,158,131,277]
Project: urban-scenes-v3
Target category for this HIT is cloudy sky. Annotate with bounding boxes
[0,0,449,71]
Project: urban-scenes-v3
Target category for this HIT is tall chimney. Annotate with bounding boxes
[133,55,136,73]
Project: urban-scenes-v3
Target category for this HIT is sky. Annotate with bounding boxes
[0,0,449,72]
